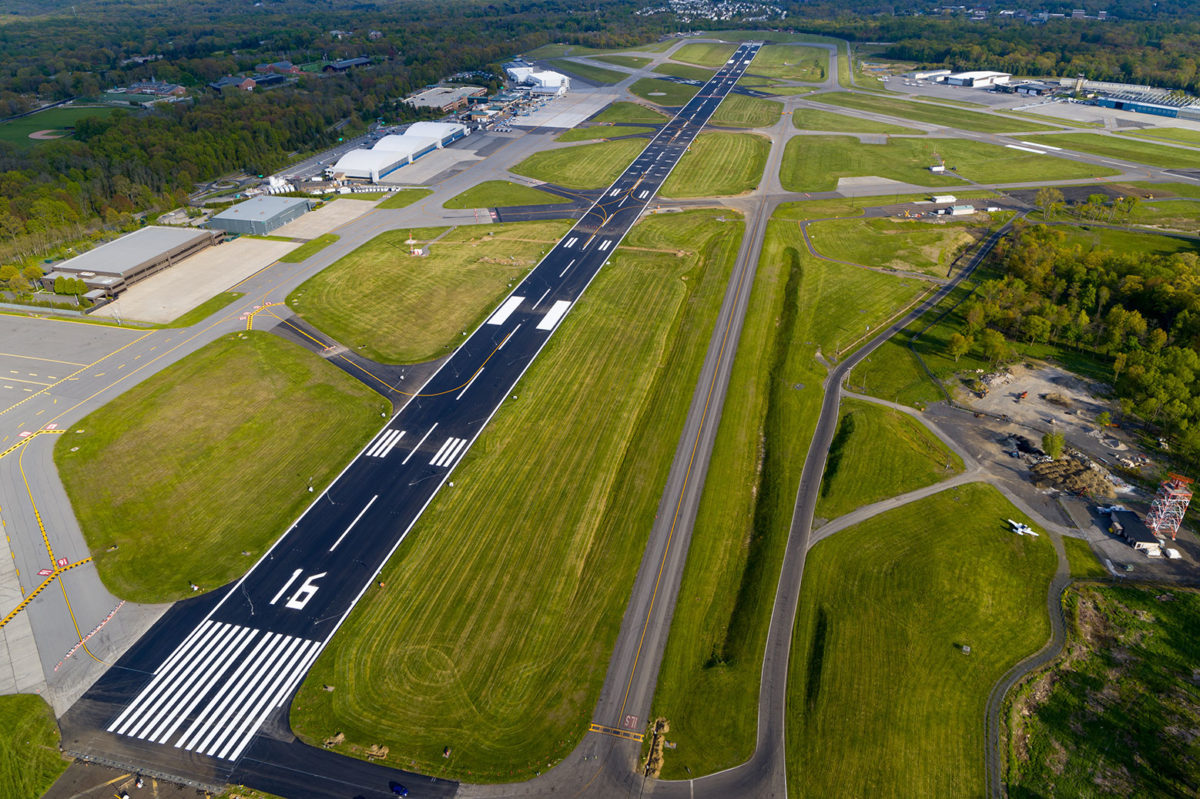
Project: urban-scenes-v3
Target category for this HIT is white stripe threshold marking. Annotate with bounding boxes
[366,428,404,458]
[1022,140,1061,150]
[537,300,572,331]
[486,296,524,326]
[1005,144,1045,154]
[107,620,321,761]
[430,437,468,467]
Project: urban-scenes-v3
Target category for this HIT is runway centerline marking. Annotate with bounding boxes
[402,423,438,465]
[329,495,378,552]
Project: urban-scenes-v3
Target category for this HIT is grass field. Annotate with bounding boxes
[56,332,384,602]
[556,125,655,142]
[291,210,745,781]
[815,399,963,520]
[377,189,433,209]
[442,180,563,208]
[1127,180,1200,200]
[671,42,737,67]
[779,135,1119,193]
[279,233,339,263]
[1120,126,1200,147]
[807,216,987,276]
[0,694,68,798]
[792,108,920,135]
[288,220,572,363]
[1121,197,1200,230]
[1062,536,1106,578]
[1006,584,1200,797]
[629,77,699,107]
[789,483,1057,797]
[710,94,783,128]
[652,62,715,82]
[1059,224,1200,257]
[592,54,650,69]
[745,44,827,82]
[1027,132,1200,169]
[660,132,769,198]
[548,59,627,85]
[0,105,120,147]
[162,291,243,328]
[592,101,668,124]
[817,92,1057,133]
[510,137,645,189]
[649,216,926,779]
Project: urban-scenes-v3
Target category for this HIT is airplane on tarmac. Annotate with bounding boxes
[1007,519,1040,537]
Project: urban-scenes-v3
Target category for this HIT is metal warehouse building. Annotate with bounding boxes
[329,122,470,183]
[207,196,313,235]
[40,225,222,298]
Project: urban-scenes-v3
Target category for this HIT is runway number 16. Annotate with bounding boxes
[270,569,327,610]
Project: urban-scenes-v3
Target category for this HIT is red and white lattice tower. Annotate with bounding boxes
[1145,474,1193,541]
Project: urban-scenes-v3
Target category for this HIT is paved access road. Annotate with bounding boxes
[59,42,764,792]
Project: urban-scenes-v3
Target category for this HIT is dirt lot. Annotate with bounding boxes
[91,237,298,323]
[270,197,380,240]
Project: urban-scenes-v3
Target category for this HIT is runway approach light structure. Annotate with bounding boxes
[1146,474,1193,540]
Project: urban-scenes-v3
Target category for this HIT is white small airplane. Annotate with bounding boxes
[1008,519,1040,537]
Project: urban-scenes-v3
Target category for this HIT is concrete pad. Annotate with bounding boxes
[271,197,380,240]
[836,175,930,192]
[515,90,614,130]
[92,238,298,324]
[379,146,485,185]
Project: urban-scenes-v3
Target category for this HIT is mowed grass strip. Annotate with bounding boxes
[651,218,926,779]
[792,108,920,135]
[672,42,738,67]
[660,132,768,198]
[815,399,962,520]
[1120,126,1200,147]
[779,135,1118,193]
[745,44,827,82]
[591,54,651,69]
[0,694,68,798]
[788,483,1058,798]
[291,210,744,781]
[377,188,433,209]
[288,220,571,363]
[279,233,339,263]
[56,332,385,602]
[1028,132,1200,169]
[510,137,645,189]
[629,77,700,107]
[443,180,562,209]
[806,215,984,276]
[593,101,668,124]
[652,62,715,82]
[1062,536,1106,578]
[711,94,783,128]
[817,92,1057,133]
[547,59,626,85]
[556,125,655,143]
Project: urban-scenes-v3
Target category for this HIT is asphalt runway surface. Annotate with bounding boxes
[58,41,765,796]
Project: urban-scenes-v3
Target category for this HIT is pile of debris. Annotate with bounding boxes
[1031,456,1117,498]
[643,718,670,778]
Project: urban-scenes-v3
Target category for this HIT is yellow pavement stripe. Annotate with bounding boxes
[0,351,86,367]
[588,723,644,743]
[0,556,92,630]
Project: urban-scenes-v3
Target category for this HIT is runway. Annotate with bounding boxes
[59,41,764,792]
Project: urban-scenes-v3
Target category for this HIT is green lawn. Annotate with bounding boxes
[1028,132,1200,169]
[1059,224,1200,257]
[660,132,768,198]
[807,216,987,277]
[548,59,627,85]
[1062,536,1106,578]
[523,43,607,58]
[591,54,651,69]
[817,92,1057,134]
[288,220,572,363]
[556,125,655,142]
[629,77,699,107]
[55,332,385,602]
[671,42,737,67]
[1121,197,1200,230]
[1126,180,1200,200]
[162,291,243,328]
[816,399,963,520]
[792,108,920,135]
[1120,126,1200,147]
[652,62,715,82]
[593,101,669,124]
[510,137,646,189]
[745,44,827,82]
[1006,585,1200,797]
[442,180,563,209]
[291,210,745,781]
[649,216,926,779]
[789,483,1058,798]
[279,233,339,263]
[711,94,783,128]
[0,694,68,798]
[779,135,1119,193]
[377,189,433,209]
[0,105,120,147]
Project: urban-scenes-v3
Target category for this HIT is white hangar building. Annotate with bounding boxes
[505,64,570,95]
[329,122,470,183]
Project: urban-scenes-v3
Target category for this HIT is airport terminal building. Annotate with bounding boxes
[206,196,313,235]
[40,226,222,298]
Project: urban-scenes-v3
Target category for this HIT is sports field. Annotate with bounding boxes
[291,210,745,781]
[510,137,645,189]
[788,483,1057,798]
[442,180,562,208]
[1027,132,1200,169]
[547,59,626,85]
[0,105,119,146]
[816,93,1057,133]
[671,42,737,67]
[55,332,384,603]
[711,94,783,128]
[593,101,668,124]
[745,44,827,82]
[806,216,985,276]
[629,77,700,107]
[0,694,67,798]
[779,136,1119,192]
[792,108,920,135]
[649,217,927,779]
[660,132,768,197]
[287,220,572,363]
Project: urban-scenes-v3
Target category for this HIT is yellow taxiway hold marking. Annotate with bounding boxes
[588,723,644,743]
[0,556,93,630]
[245,302,287,331]
[0,428,64,462]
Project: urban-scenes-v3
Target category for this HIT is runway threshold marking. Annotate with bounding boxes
[588,723,644,743]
